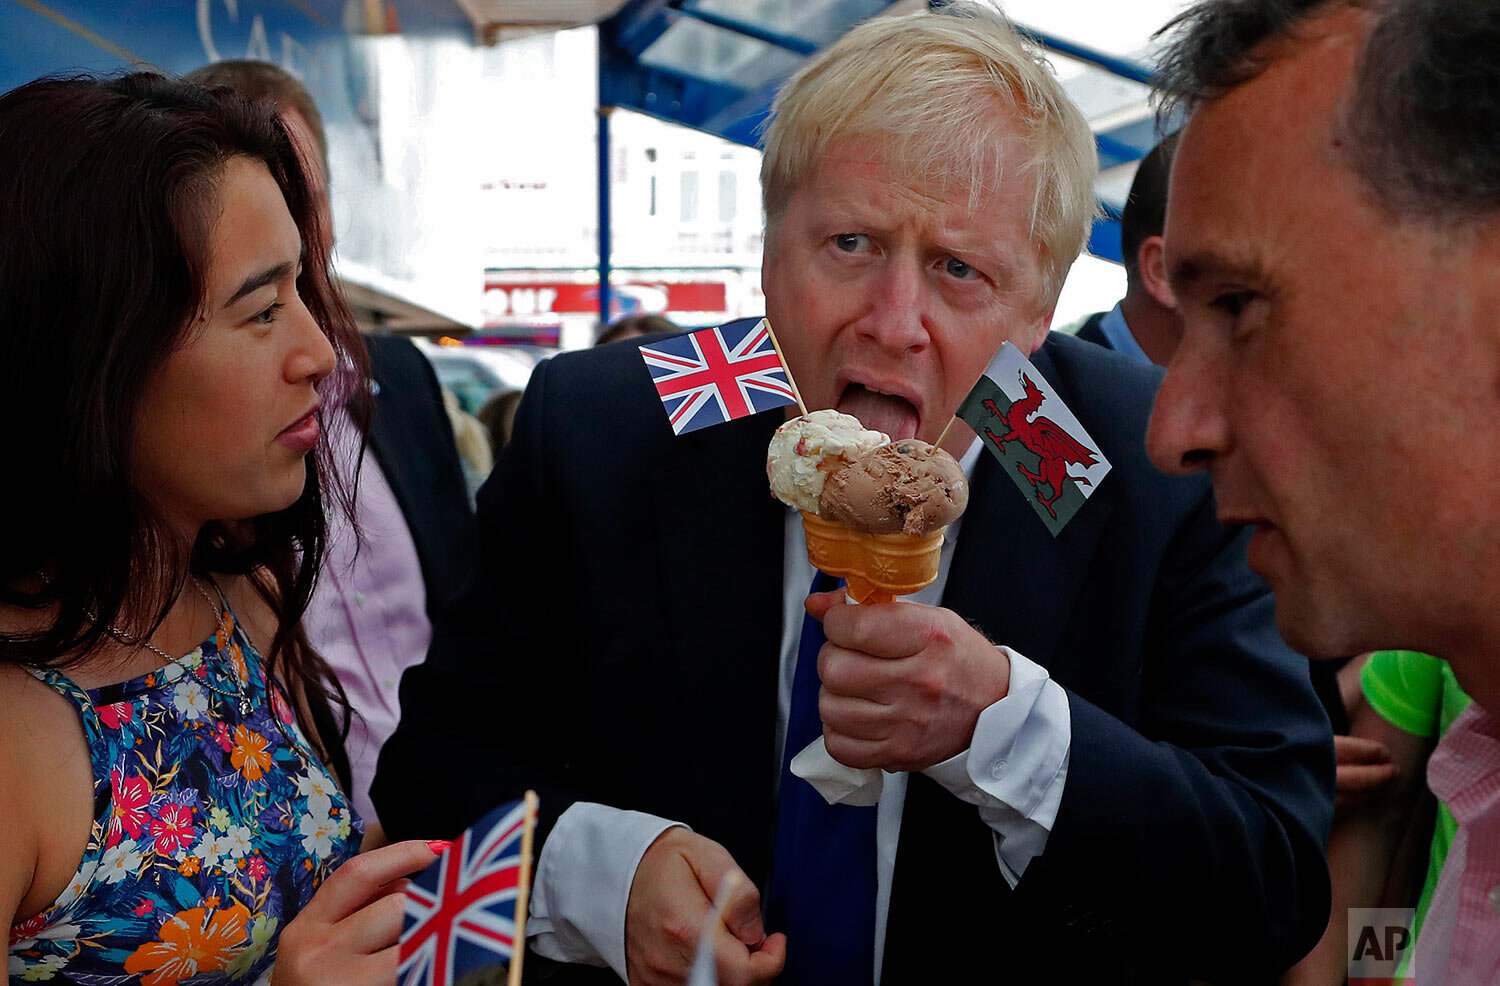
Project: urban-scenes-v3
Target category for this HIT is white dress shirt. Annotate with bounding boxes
[526,439,1072,983]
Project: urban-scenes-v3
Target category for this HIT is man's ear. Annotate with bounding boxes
[1138,235,1175,309]
[1028,311,1053,354]
[761,219,779,297]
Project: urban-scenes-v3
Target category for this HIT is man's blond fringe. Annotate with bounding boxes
[760,2,1099,312]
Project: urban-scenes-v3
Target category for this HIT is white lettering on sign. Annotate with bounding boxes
[282,33,311,77]
[484,287,560,317]
[197,0,231,62]
[198,0,284,66]
[509,287,558,315]
[245,12,272,61]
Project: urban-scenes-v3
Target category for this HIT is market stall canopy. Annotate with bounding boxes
[452,0,631,42]
[580,0,1183,264]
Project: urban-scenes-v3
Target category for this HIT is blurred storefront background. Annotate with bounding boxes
[1,0,1159,349]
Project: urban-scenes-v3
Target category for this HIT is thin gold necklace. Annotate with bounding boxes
[108,576,214,661]
[108,577,254,717]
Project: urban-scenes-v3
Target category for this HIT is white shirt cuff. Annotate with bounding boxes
[527,801,686,979]
[922,646,1071,887]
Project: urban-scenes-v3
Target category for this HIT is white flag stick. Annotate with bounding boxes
[685,871,744,986]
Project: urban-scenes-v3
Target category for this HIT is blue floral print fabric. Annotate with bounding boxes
[8,600,362,985]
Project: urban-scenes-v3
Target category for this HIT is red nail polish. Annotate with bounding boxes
[426,840,451,855]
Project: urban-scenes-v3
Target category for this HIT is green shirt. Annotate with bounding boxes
[1360,649,1471,966]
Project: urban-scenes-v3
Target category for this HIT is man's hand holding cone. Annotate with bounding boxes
[806,589,1012,772]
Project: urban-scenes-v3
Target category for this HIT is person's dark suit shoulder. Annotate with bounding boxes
[1073,310,1110,349]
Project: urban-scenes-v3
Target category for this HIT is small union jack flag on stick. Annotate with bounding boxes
[639,318,806,435]
[398,792,539,986]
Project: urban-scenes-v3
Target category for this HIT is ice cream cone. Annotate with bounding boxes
[800,511,945,603]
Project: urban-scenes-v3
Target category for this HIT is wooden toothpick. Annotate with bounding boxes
[763,318,808,415]
[935,415,958,448]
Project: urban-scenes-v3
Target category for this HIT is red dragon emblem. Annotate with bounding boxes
[982,372,1098,519]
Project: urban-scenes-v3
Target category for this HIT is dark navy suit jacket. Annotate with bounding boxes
[373,328,1335,984]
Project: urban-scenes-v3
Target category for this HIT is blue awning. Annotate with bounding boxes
[597,0,1169,265]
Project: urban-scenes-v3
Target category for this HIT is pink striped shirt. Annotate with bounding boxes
[1416,703,1500,984]
[303,411,432,826]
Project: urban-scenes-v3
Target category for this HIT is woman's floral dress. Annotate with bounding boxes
[8,601,362,985]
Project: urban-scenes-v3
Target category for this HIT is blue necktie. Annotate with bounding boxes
[766,572,878,986]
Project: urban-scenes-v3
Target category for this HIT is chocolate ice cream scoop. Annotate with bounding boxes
[818,439,969,536]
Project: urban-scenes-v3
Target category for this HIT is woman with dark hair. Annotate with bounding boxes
[0,74,435,984]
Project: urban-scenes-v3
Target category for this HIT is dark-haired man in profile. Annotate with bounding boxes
[1076,134,1181,367]
[1148,1,1500,979]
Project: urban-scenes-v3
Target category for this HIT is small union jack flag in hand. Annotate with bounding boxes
[398,793,538,986]
[639,319,799,435]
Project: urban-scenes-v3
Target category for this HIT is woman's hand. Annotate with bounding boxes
[271,840,438,986]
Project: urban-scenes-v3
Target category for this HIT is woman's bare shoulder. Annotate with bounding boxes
[0,662,68,736]
[0,662,96,923]
[0,663,94,784]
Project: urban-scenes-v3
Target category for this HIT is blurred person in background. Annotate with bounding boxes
[477,389,524,461]
[1075,133,1181,367]
[1287,650,1469,984]
[441,385,494,496]
[186,60,476,829]
[0,72,435,985]
[375,4,1333,983]
[595,313,678,347]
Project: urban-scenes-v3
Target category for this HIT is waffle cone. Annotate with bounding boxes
[800,511,945,604]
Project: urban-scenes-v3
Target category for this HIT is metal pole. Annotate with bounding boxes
[929,1,1154,86]
[597,104,613,331]
[1015,26,1153,86]
[674,7,817,55]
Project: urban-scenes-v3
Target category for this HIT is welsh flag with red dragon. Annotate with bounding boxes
[957,342,1112,537]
